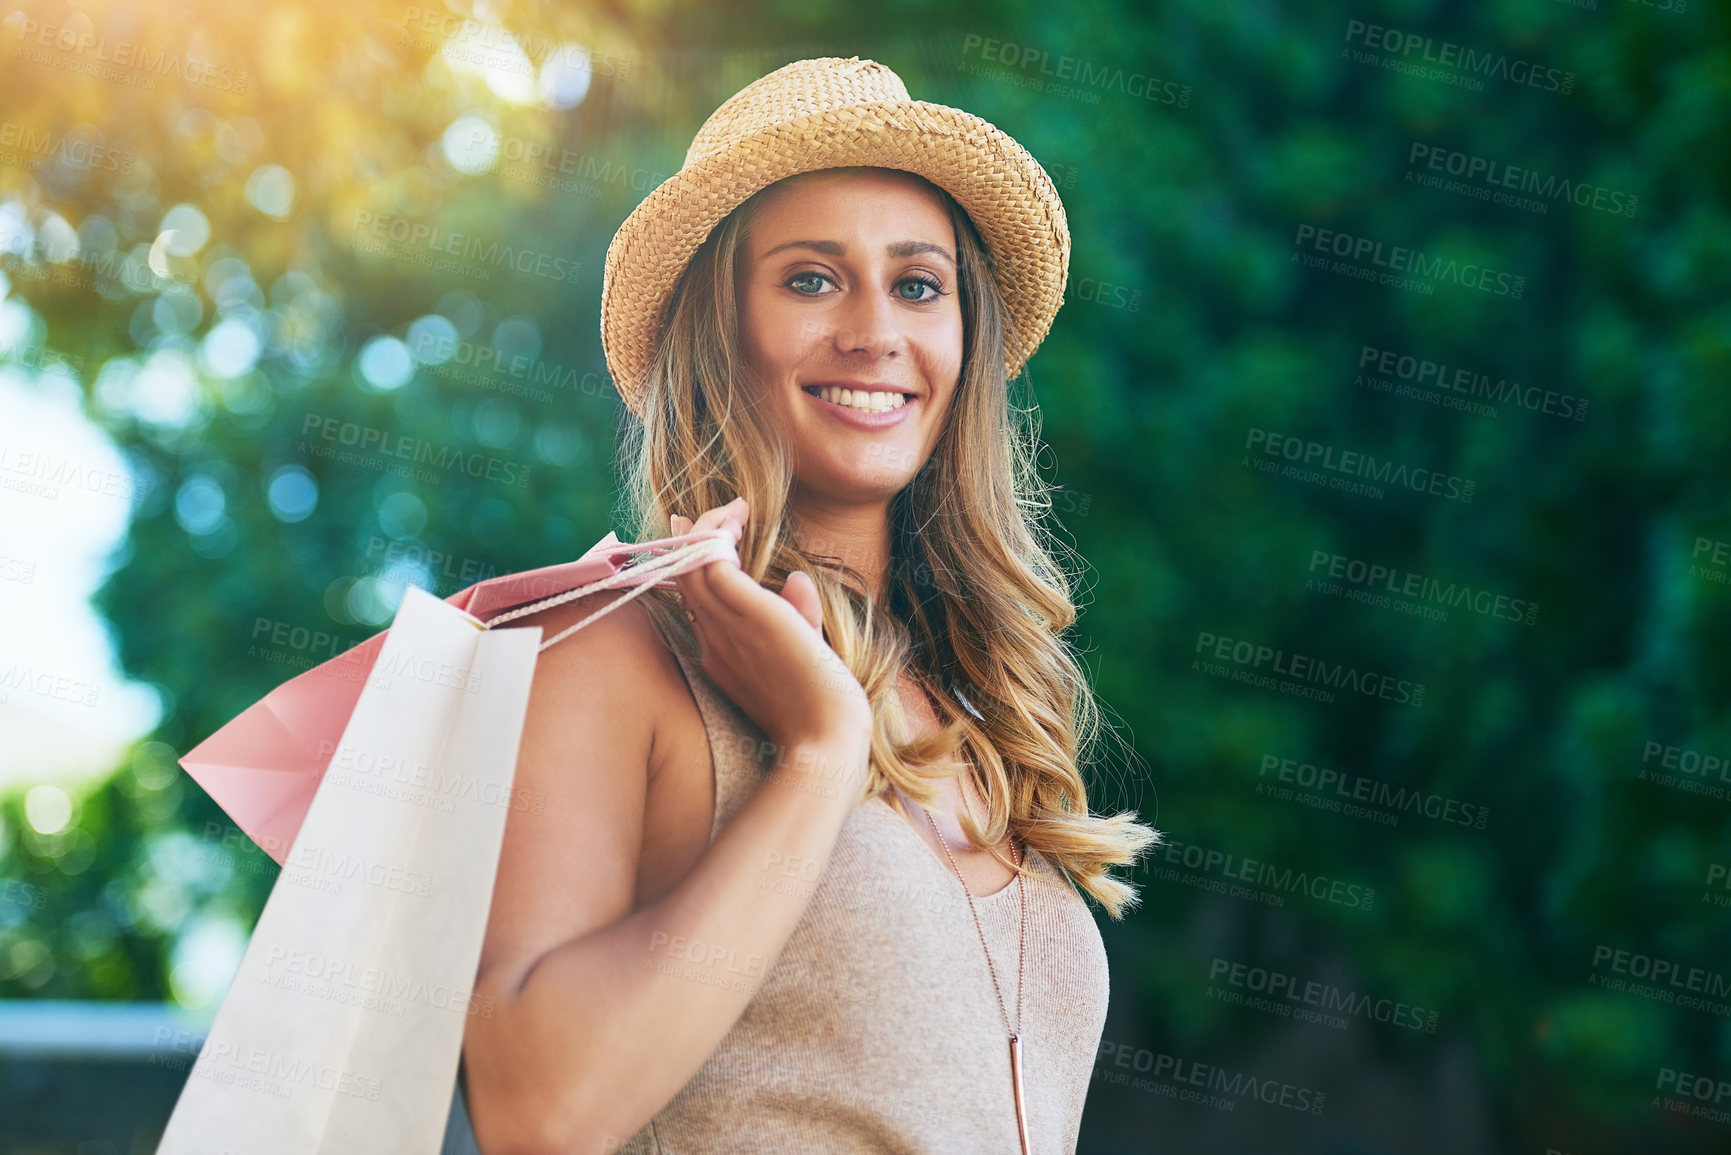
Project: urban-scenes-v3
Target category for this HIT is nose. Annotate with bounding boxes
[827,280,901,364]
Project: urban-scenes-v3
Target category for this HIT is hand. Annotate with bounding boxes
[670,499,873,755]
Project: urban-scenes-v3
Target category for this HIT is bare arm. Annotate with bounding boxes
[468,726,866,1153]
[462,500,872,1154]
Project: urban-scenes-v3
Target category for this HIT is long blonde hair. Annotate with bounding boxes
[618,168,1160,919]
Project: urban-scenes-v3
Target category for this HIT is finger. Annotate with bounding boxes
[690,552,755,623]
[669,507,721,594]
[673,501,748,622]
[680,502,745,585]
[671,575,718,665]
[670,539,716,621]
[678,554,738,624]
[780,570,822,632]
[700,557,766,616]
[693,497,747,534]
[684,512,732,555]
[705,507,747,544]
[694,500,736,530]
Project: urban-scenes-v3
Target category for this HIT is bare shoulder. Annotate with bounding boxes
[513,588,697,750]
[510,589,681,692]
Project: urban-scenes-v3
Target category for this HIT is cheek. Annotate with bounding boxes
[919,314,965,384]
[737,289,773,365]
[744,294,819,377]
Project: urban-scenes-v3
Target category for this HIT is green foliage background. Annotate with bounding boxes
[1,0,1728,1150]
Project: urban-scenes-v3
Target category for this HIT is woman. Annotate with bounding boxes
[459,57,1159,1154]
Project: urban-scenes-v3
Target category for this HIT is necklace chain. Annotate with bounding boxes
[904,674,1027,1038]
[903,677,1034,1154]
[920,801,1026,1039]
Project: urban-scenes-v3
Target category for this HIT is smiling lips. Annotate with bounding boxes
[802,384,911,412]
[800,384,918,428]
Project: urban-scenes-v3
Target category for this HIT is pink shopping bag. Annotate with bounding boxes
[178,528,737,864]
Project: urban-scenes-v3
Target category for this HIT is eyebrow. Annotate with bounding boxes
[760,238,956,267]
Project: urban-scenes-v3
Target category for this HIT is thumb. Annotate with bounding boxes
[781,570,823,632]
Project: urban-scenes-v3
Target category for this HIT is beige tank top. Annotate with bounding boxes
[616,596,1111,1154]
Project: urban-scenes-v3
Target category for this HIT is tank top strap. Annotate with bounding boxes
[636,591,778,841]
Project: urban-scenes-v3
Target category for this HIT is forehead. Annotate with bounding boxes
[745,169,954,250]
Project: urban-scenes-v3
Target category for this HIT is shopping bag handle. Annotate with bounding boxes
[486,528,738,654]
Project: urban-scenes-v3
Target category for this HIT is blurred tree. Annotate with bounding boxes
[1,0,1727,1149]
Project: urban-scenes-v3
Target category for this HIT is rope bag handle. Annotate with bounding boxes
[484,528,738,654]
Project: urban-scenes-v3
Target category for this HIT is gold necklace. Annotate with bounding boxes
[921,801,1033,1155]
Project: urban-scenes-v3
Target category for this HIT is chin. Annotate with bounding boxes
[800,465,917,502]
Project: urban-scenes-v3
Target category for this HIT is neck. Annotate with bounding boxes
[790,489,892,601]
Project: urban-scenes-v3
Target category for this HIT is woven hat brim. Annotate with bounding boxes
[600,100,1070,418]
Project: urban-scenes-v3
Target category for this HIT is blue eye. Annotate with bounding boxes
[898,275,946,302]
[784,271,948,300]
[787,272,833,295]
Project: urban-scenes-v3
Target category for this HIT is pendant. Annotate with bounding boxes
[1009,1032,1032,1154]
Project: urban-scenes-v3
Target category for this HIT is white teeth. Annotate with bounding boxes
[815,386,907,412]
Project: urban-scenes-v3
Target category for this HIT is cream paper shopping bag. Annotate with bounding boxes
[157,584,541,1154]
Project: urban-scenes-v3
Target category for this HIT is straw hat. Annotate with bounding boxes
[599,56,1070,419]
